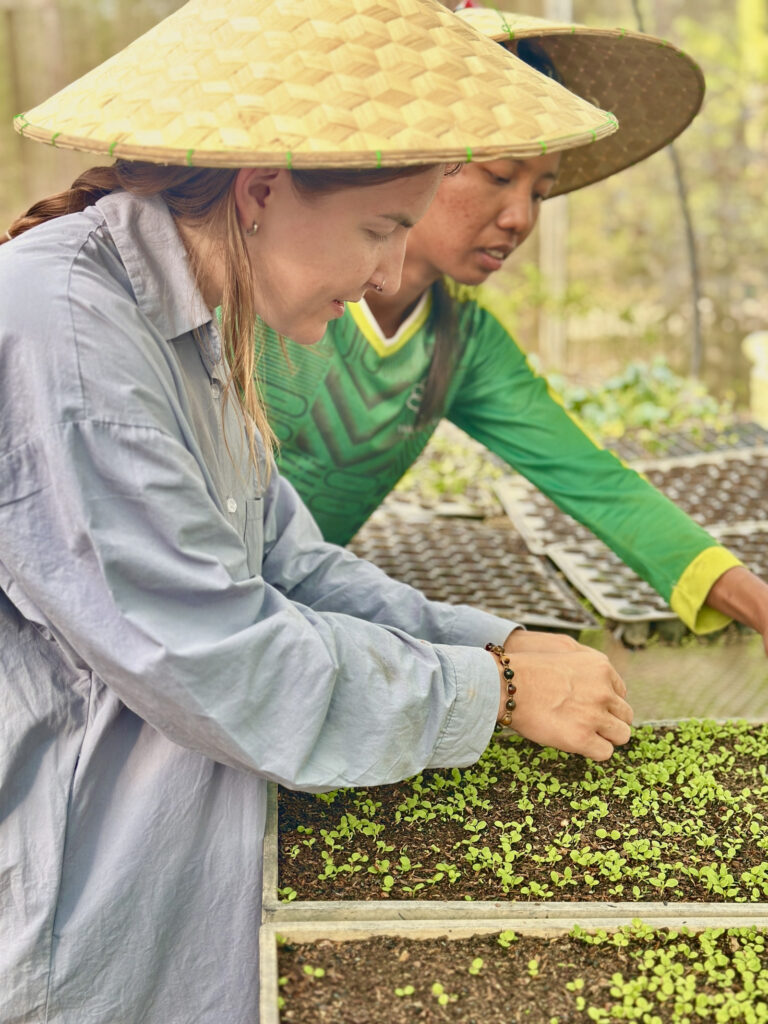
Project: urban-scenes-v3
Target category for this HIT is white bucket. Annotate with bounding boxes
[743,331,768,428]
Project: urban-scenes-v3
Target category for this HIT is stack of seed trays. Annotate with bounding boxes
[261,719,768,1022]
[494,447,768,625]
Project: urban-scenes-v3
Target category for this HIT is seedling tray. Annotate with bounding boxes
[607,419,768,460]
[264,721,768,925]
[496,448,768,554]
[262,915,768,1024]
[347,510,597,631]
[495,448,768,623]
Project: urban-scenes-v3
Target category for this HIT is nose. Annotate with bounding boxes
[370,234,408,296]
[496,190,538,239]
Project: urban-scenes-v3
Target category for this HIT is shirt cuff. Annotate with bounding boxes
[445,603,520,648]
[427,643,500,769]
[670,545,744,633]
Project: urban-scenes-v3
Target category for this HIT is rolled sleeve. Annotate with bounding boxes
[428,643,499,768]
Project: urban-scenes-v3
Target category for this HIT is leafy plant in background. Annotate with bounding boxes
[543,356,735,445]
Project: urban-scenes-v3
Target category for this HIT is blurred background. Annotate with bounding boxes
[1,0,766,406]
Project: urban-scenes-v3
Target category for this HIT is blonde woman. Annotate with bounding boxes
[0,1,630,1021]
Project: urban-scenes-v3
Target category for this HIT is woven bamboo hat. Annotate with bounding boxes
[457,6,705,197]
[14,0,618,170]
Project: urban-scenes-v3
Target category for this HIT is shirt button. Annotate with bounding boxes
[226,497,238,515]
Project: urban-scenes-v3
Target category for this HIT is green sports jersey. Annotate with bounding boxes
[262,283,740,634]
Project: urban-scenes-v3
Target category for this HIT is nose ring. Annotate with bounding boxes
[372,279,385,293]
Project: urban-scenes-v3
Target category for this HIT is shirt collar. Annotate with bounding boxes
[96,191,218,360]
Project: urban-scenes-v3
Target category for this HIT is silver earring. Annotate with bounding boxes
[245,222,259,236]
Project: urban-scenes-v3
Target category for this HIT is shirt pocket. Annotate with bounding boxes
[244,498,264,577]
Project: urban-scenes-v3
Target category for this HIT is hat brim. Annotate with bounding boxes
[459,9,705,197]
[15,0,619,170]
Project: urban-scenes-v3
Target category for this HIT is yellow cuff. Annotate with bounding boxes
[670,546,743,634]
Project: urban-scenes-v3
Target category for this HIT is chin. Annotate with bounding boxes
[457,268,492,286]
[289,324,327,347]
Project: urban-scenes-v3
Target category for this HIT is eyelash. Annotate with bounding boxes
[491,174,547,202]
[368,231,389,243]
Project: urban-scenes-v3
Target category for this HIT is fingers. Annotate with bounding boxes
[580,734,616,762]
[606,663,627,699]
[607,693,634,727]
[597,711,632,749]
[498,645,634,763]
[564,713,631,761]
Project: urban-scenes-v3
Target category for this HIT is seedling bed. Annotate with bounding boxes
[266,918,768,1023]
[273,721,768,915]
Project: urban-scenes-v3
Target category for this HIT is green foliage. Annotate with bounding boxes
[544,357,735,444]
[393,423,504,511]
[566,920,768,1021]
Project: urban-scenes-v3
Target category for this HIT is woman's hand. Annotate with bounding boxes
[492,630,632,761]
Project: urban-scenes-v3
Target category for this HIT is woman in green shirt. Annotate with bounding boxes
[264,7,768,652]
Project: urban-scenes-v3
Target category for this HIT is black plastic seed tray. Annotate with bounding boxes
[493,479,591,555]
[495,449,768,624]
[709,521,768,583]
[545,538,678,623]
[496,448,768,554]
[347,511,598,632]
[608,420,768,461]
[638,450,768,527]
[547,521,768,625]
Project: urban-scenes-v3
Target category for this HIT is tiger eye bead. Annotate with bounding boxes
[507,683,516,694]
[505,698,516,711]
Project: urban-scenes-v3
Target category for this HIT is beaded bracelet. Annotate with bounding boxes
[485,642,516,732]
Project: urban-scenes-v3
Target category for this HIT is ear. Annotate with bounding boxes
[233,168,285,230]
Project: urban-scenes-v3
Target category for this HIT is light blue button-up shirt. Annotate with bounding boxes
[0,191,516,1023]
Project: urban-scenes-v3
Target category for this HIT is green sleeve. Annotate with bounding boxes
[446,290,740,633]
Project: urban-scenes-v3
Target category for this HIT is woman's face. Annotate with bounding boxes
[404,154,561,286]
[245,167,443,344]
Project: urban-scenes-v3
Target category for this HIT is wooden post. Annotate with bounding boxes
[537,0,572,372]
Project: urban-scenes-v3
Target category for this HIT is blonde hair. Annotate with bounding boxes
[4,161,435,477]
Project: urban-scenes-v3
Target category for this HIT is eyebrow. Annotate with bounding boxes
[498,158,559,180]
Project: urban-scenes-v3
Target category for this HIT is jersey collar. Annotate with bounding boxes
[347,292,431,357]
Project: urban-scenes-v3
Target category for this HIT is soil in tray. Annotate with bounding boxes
[278,721,768,904]
[277,922,768,1023]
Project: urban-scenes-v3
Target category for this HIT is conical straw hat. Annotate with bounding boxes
[457,6,705,197]
[14,0,618,169]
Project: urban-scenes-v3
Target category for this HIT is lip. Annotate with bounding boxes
[476,249,505,273]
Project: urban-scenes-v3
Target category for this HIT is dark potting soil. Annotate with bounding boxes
[277,722,768,903]
[276,924,768,1023]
